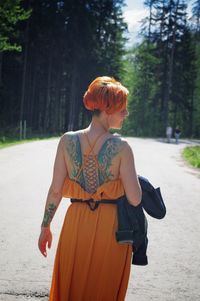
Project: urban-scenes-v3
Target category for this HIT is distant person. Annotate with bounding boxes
[166,126,173,143]
[174,126,181,144]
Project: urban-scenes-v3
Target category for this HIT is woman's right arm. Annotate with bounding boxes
[120,141,142,206]
[38,135,68,257]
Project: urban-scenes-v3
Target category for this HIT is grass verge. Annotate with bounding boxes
[182,146,200,169]
[0,136,59,149]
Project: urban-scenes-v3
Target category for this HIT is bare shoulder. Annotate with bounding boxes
[120,139,133,152]
[118,139,136,163]
[62,129,86,138]
[107,133,125,142]
[62,130,77,138]
[61,130,79,144]
[110,136,132,154]
[61,131,84,161]
[102,134,126,151]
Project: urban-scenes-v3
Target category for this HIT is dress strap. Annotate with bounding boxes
[84,132,106,156]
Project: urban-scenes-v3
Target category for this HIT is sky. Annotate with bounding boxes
[122,0,148,46]
[122,0,193,47]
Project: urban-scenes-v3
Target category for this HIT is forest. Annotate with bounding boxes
[0,0,200,138]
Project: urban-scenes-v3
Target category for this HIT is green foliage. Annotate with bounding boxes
[182,146,200,168]
[192,0,200,33]
[0,0,127,135]
[0,0,31,51]
[121,0,200,138]
[121,42,161,137]
[193,43,200,137]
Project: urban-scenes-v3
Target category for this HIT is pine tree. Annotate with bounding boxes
[0,0,128,137]
[0,0,31,52]
[122,0,199,137]
[192,0,200,137]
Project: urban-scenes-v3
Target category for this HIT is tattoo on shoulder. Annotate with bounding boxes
[66,134,82,179]
[98,138,123,181]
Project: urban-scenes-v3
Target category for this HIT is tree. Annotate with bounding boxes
[0,0,31,91]
[122,0,200,137]
[0,0,128,137]
[192,0,200,137]
[0,0,31,51]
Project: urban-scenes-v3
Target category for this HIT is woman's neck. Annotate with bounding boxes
[86,116,109,135]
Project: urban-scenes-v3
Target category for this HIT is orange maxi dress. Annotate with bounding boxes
[49,134,132,301]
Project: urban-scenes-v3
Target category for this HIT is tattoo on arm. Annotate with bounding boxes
[41,203,57,227]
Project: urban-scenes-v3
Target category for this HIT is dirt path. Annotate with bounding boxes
[0,137,199,301]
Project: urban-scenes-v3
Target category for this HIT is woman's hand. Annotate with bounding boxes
[38,226,52,257]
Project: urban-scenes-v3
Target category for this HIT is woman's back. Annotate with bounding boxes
[63,130,124,194]
[62,129,141,206]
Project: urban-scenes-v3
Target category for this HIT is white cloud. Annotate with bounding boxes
[123,3,193,47]
[123,8,148,46]
[124,8,148,33]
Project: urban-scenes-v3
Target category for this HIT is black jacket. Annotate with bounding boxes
[139,176,166,219]
[115,176,166,266]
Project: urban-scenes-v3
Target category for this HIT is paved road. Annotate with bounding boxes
[0,137,199,301]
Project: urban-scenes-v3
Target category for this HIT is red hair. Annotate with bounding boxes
[83,76,128,114]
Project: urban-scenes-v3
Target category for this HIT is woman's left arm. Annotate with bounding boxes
[38,135,68,257]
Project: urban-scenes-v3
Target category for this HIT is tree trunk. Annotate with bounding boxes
[0,52,3,88]
[44,49,53,132]
[68,60,78,131]
[189,79,195,137]
[162,0,179,127]
[147,1,153,44]
[29,53,37,130]
[20,20,29,123]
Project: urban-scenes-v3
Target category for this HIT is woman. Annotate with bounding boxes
[38,76,142,301]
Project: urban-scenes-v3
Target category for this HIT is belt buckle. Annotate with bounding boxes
[87,199,99,211]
